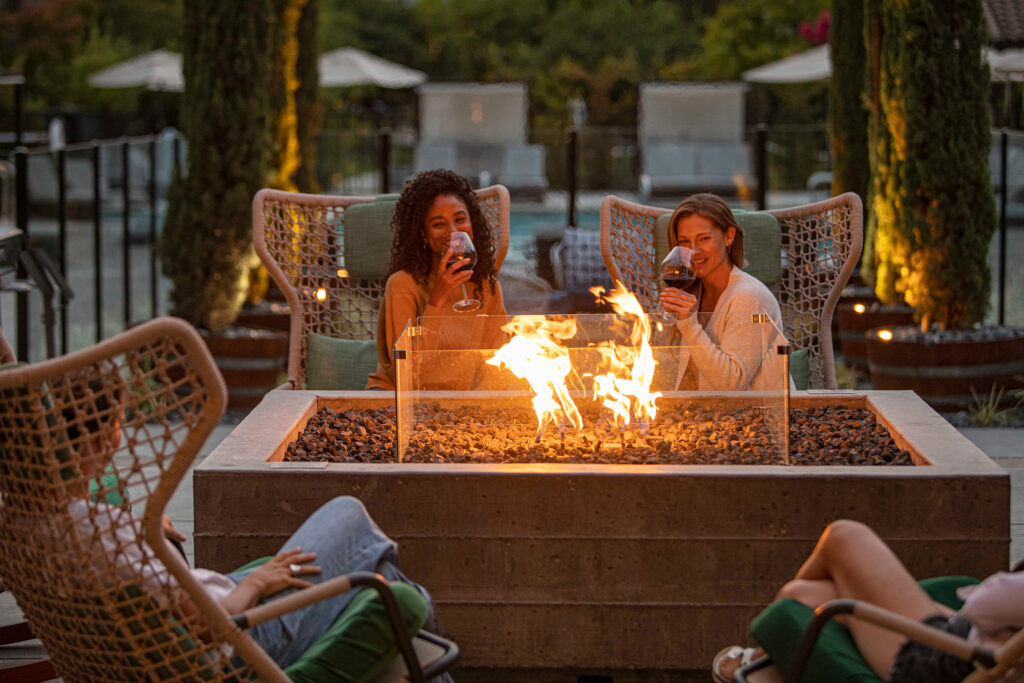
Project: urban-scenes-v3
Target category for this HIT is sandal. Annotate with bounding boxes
[711,645,765,683]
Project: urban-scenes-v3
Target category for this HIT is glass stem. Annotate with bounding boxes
[461,284,470,302]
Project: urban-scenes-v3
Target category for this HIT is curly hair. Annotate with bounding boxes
[387,169,498,293]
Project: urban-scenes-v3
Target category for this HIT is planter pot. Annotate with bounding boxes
[201,327,289,411]
[865,326,1024,410]
[234,301,291,332]
[836,303,915,369]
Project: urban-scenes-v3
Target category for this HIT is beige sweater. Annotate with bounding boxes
[365,270,507,390]
[671,268,787,391]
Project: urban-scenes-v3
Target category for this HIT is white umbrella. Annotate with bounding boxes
[742,45,831,84]
[318,47,426,88]
[743,44,1024,84]
[88,49,184,92]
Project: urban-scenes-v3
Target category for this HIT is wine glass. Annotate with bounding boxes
[651,246,696,325]
[449,231,481,312]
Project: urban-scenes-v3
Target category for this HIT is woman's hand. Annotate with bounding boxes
[659,287,697,319]
[162,515,186,543]
[238,547,321,601]
[428,246,474,307]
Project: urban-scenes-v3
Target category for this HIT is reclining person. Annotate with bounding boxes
[712,519,1023,683]
[57,377,451,680]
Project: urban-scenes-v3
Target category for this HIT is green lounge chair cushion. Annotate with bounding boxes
[790,348,810,390]
[343,199,397,279]
[305,333,378,390]
[750,576,979,683]
[235,557,429,683]
[285,582,429,683]
[654,209,781,288]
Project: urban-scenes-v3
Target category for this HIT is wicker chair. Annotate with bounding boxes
[0,317,455,682]
[599,193,863,389]
[253,186,511,389]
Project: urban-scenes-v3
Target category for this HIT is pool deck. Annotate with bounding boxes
[2,422,1022,680]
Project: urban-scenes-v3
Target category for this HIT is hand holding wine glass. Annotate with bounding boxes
[652,246,696,325]
[448,231,481,312]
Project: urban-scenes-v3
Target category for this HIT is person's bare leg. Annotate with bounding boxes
[790,520,950,679]
[776,578,839,607]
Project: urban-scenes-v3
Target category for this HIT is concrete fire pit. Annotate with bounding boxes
[195,389,1009,681]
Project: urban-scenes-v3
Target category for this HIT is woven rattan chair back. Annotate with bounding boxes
[599,193,863,389]
[253,186,511,389]
[0,317,297,682]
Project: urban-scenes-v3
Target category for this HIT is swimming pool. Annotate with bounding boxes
[506,210,600,263]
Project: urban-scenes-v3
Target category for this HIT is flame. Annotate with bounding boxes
[486,284,661,439]
[587,286,661,428]
[486,315,584,437]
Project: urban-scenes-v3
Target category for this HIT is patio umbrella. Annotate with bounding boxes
[741,45,831,84]
[318,47,426,88]
[88,49,184,92]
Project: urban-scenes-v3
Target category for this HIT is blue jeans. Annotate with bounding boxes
[227,496,451,681]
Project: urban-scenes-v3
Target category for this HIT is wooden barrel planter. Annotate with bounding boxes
[201,327,289,411]
[836,303,916,369]
[865,326,1024,411]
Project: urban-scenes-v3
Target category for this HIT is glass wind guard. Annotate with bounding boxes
[394,311,790,464]
[394,319,415,462]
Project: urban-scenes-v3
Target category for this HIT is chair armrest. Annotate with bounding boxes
[784,599,996,683]
[231,571,427,683]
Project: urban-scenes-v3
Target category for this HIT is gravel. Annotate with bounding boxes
[284,404,913,466]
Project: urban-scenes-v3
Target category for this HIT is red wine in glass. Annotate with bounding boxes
[449,232,481,312]
[652,246,695,324]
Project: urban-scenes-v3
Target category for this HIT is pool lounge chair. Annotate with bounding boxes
[499,144,548,200]
[599,192,863,389]
[252,185,510,389]
[640,141,755,199]
[0,317,458,682]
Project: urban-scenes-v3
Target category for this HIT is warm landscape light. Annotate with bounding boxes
[315,288,327,301]
[877,329,893,341]
[337,269,348,277]
[853,303,866,313]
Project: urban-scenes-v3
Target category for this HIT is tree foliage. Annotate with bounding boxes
[871,0,994,329]
[159,0,271,331]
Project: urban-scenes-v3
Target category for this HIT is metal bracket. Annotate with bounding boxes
[393,349,407,360]
[776,345,791,355]
[407,326,422,337]
[751,313,771,323]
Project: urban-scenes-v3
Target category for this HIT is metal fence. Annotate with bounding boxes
[2,125,1022,362]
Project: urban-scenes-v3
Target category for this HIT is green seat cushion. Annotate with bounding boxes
[233,556,431,683]
[750,576,979,683]
[306,333,379,390]
[343,199,397,279]
[654,209,781,288]
[790,348,810,391]
[285,582,429,683]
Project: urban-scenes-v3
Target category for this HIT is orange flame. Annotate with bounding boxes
[486,284,660,438]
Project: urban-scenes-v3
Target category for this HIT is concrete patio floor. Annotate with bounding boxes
[2,422,1022,680]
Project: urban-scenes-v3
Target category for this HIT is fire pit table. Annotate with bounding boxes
[196,311,1008,681]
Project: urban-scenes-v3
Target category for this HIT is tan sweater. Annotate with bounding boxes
[670,268,788,391]
[365,270,508,390]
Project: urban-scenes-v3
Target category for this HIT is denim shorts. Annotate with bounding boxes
[888,614,974,683]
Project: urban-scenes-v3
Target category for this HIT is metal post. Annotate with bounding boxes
[755,123,768,210]
[998,130,1008,326]
[378,129,391,194]
[149,138,158,317]
[92,144,103,343]
[14,147,29,360]
[14,80,24,148]
[567,127,578,227]
[121,140,131,328]
[57,148,68,354]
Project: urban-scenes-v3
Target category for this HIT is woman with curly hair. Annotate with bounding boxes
[366,169,507,390]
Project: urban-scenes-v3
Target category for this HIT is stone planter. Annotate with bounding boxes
[196,390,1008,681]
[866,325,1024,411]
[835,303,915,369]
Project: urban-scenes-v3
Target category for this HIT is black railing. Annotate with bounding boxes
[3,124,1021,360]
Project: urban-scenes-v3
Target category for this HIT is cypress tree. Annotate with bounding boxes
[294,0,321,194]
[160,0,272,331]
[269,0,307,192]
[862,0,886,288]
[872,0,994,329]
[828,0,869,212]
